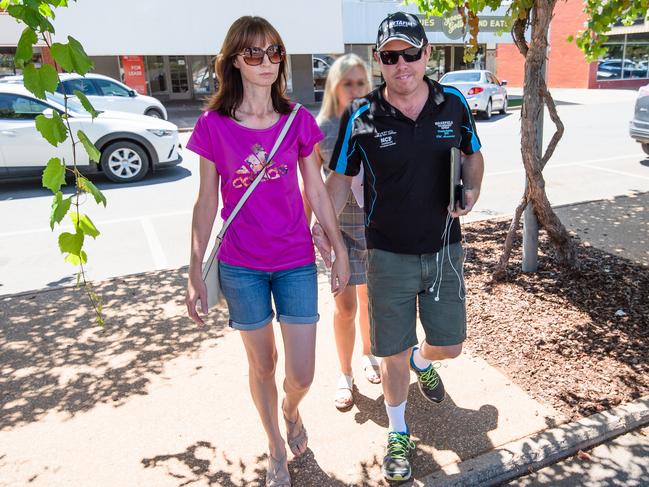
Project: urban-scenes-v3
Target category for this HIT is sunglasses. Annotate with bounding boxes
[237,45,285,66]
[376,47,424,65]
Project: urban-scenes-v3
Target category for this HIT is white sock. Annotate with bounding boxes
[412,346,432,371]
[385,400,408,433]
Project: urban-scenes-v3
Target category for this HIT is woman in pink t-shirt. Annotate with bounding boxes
[185,16,349,487]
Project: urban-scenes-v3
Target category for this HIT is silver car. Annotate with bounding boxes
[630,83,649,155]
[439,70,508,119]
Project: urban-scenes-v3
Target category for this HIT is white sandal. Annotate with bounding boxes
[334,374,354,411]
[361,354,381,384]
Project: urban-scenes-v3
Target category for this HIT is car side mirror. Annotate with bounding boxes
[128,89,137,97]
[42,108,55,117]
[501,80,508,86]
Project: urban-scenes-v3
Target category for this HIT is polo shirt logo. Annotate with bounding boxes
[375,129,397,148]
[434,120,455,139]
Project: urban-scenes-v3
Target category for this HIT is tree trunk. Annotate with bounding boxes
[494,0,577,280]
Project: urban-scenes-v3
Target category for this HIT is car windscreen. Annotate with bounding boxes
[441,72,482,83]
[46,92,91,115]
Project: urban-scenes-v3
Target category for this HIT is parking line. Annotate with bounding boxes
[141,217,169,269]
[0,210,192,238]
[485,154,643,177]
[576,163,649,181]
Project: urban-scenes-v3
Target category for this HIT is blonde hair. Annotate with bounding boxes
[316,53,372,124]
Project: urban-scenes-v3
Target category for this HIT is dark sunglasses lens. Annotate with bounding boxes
[243,48,264,65]
[402,47,423,62]
[378,48,423,65]
[379,51,399,65]
[268,46,283,64]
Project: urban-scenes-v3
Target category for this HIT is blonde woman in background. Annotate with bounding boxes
[309,54,381,411]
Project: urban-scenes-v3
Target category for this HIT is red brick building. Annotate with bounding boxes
[495,0,649,89]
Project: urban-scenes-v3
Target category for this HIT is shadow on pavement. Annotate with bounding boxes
[0,267,229,432]
[506,428,649,486]
[140,442,367,486]
[354,386,499,482]
[0,165,192,201]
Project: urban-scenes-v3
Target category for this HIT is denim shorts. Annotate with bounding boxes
[218,261,319,331]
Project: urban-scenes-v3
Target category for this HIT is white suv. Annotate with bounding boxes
[0,83,181,183]
[1,73,168,120]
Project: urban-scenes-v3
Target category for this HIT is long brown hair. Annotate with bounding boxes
[204,16,291,119]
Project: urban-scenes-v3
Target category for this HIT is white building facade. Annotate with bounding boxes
[1,0,512,103]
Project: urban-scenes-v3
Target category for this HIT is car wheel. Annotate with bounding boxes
[145,108,164,119]
[500,97,508,115]
[482,99,492,120]
[100,141,150,183]
[642,143,649,156]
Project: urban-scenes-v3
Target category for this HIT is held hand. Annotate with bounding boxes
[330,253,350,297]
[448,188,479,218]
[185,273,208,326]
[312,222,333,268]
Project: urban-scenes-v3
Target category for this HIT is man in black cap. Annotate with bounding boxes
[323,11,485,482]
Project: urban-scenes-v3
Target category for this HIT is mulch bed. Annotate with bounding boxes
[462,219,649,422]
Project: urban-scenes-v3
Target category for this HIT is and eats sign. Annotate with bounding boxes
[418,12,507,40]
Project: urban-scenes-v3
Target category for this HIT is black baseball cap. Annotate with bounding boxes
[376,12,427,51]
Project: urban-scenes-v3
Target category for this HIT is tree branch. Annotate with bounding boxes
[493,192,529,281]
[512,15,530,57]
[539,79,564,169]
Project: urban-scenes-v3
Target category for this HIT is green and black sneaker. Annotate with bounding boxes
[410,346,446,403]
[382,431,416,482]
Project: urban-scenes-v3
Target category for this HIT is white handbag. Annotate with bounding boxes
[200,103,302,310]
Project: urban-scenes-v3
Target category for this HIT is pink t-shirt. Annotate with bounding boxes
[186,106,323,271]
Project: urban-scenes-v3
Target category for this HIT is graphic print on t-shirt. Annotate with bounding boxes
[233,143,288,189]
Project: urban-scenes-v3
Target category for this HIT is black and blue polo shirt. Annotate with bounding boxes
[328,77,482,255]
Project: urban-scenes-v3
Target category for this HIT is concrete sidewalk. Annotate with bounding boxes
[508,427,649,486]
[0,264,564,486]
[2,192,648,486]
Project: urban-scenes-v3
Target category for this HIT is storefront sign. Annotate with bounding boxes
[121,55,147,95]
[418,13,508,40]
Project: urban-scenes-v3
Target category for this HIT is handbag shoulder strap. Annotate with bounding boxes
[216,103,302,242]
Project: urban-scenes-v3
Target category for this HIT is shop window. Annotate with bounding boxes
[598,34,649,80]
[146,56,167,93]
[0,47,43,78]
[191,56,217,95]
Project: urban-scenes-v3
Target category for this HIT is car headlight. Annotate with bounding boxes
[147,129,175,137]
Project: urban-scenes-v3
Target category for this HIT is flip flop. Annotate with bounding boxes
[334,374,354,411]
[266,451,291,486]
[361,354,381,384]
[282,399,308,457]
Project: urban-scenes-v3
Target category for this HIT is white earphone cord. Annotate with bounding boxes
[428,213,466,301]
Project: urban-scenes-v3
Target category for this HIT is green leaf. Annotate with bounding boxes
[38,3,54,19]
[50,191,71,230]
[42,157,66,192]
[65,250,88,266]
[58,230,84,256]
[35,111,68,146]
[15,27,37,67]
[78,177,107,207]
[73,90,99,118]
[77,130,100,162]
[70,212,100,239]
[51,36,93,75]
[23,63,59,99]
[0,1,11,10]
[6,4,54,32]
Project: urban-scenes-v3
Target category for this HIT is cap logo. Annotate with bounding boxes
[391,20,416,27]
